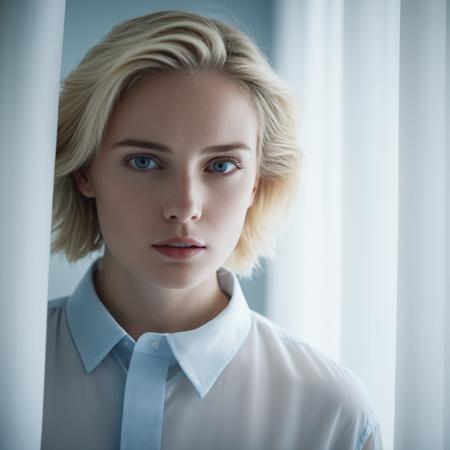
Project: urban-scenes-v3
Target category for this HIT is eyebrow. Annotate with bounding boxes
[112,138,252,154]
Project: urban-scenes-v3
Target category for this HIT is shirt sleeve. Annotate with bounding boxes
[360,421,384,450]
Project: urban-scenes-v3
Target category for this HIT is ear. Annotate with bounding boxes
[249,177,259,207]
[72,166,96,198]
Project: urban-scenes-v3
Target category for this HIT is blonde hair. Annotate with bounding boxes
[51,9,303,279]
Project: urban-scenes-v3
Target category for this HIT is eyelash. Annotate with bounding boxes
[123,153,245,175]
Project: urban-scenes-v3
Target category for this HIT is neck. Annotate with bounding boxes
[93,252,230,340]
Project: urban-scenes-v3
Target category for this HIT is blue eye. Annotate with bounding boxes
[207,158,242,174]
[127,155,159,170]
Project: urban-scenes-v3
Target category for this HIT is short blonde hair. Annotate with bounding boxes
[51,9,303,279]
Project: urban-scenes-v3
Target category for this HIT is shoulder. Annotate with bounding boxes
[250,310,368,392]
[248,311,378,444]
[46,296,70,336]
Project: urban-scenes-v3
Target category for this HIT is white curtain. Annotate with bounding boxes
[267,1,449,449]
[0,1,66,449]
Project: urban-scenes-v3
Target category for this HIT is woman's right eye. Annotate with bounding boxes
[125,154,161,171]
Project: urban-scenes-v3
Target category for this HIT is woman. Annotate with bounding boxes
[43,9,383,450]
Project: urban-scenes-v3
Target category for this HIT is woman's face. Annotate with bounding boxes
[75,70,259,288]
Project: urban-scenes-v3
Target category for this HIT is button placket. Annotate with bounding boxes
[120,335,173,450]
[120,345,171,450]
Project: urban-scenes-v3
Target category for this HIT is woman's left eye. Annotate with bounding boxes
[206,158,243,174]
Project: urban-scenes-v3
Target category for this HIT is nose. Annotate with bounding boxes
[162,174,202,223]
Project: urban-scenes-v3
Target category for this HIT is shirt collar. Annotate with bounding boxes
[65,257,251,398]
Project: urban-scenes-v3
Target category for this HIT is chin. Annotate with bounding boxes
[147,264,209,289]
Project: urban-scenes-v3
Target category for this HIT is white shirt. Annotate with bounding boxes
[41,257,383,450]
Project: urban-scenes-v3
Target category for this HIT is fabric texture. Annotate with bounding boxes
[41,257,383,450]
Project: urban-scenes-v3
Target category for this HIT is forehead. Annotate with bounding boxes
[102,70,259,150]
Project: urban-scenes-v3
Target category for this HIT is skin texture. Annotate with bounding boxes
[73,69,259,340]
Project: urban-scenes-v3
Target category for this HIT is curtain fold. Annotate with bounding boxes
[395,1,448,449]
[268,1,448,449]
[0,1,66,449]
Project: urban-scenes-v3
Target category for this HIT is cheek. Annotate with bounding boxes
[94,181,157,241]
[206,181,252,232]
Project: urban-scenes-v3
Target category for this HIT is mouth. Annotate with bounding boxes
[152,245,206,260]
[153,236,205,247]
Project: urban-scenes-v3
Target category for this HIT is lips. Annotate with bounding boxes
[153,236,205,247]
[152,245,205,260]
